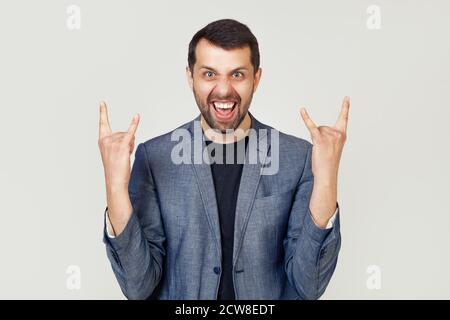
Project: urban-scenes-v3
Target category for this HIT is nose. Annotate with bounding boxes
[214,77,233,98]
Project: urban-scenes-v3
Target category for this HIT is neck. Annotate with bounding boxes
[201,112,251,144]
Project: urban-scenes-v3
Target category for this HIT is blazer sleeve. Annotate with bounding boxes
[102,142,166,300]
[283,142,342,300]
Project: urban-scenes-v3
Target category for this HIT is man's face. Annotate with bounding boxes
[186,38,262,133]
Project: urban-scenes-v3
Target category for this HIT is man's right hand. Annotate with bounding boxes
[98,101,140,236]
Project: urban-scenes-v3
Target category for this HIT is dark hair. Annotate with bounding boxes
[188,19,260,75]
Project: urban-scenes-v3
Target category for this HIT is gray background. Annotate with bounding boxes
[0,0,449,299]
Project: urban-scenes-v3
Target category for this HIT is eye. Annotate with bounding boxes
[204,71,215,78]
[232,71,243,79]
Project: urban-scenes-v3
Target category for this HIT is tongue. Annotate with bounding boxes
[216,107,232,116]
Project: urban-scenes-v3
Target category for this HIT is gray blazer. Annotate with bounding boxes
[103,112,341,300]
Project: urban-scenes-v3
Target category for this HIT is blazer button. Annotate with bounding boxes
[213,266,221,274]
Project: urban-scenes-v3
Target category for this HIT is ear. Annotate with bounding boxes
[186,66,193,91]
[252,67,262,93]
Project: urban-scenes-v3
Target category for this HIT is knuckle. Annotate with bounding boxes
[119,142,130,151]
[98,137,107,146]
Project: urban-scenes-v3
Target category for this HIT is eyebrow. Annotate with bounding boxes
[199,65,249,73]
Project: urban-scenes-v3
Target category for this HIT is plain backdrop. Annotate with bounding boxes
[0,0,449,299]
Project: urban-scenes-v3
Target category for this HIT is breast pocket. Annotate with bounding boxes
[252,188,295,231]
[250,188,296,261]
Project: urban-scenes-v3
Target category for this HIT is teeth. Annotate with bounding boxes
[213,102,235,109]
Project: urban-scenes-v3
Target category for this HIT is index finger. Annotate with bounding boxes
[126,113,140,138]
[300,107,320,137]
[99,101,112,138]
[335,96,350,132]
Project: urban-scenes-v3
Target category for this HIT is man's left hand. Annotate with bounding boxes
[300,96,350,228]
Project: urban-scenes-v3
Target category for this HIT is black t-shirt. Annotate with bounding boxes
[205,135,249,300]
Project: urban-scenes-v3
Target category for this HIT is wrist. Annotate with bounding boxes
[106,183,129,195]
[310,212,329,229]
[313,175,337,187]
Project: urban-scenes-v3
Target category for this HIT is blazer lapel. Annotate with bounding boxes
[187,113,271,267]
[188,116,222,260]
[233,113,270,266]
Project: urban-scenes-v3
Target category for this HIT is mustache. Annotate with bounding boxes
[208,97,241,104]
[207,92,241,104]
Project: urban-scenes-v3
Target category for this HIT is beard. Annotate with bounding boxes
[192,86,253,134]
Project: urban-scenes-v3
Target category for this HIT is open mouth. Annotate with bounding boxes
[209,100,238,122]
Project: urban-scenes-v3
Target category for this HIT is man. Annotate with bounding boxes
[98,19,348,300]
